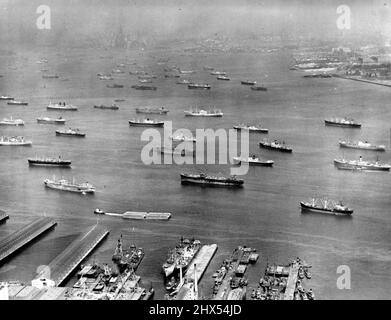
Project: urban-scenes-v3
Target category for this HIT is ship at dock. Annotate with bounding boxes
[135,106,169,114]
[112,235,144,273]
[28,156,71,167]
[47,102,78,111]
[0,117,24,126]
[300,198,353,215]
[37,116,66,124]
[187,83,211,90]
[129,118,164,127]
[0,136,32,146]
[44,177,95,193]
[324,118,361,128]
[233,124,268,133]
[259,139,293,152]
[184,108,223,117]
[162,238,201,280]
[56,128,86,137]
[180,173,244,187]
[339,140,385,151]
[334,156,391,171]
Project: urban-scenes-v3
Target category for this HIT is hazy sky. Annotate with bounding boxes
[0,0,390,45]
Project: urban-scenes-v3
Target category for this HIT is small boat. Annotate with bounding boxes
[217,75,230,81]
[47,102,78,111]
[0,136,32,146]
[232,155,274,167]
[251,86,267,91]
[334,156,391,171]
[188,83,211,90]
[94,104,119,110]
[7,100,28,106]
[324,118,361,128]
[37,116,66,124]
[259,139,293,152]
[0,117,24,126]
[233,124,268,133]
[300,198,353,215]
[184,108,223,117]
[0,96,14,100]
[28,156,71,167]
[129,118,164,127]
[44,177,95,193]
[210,71,226,75]
[56,128,86,137]
[106,83,124,88]
[131,85,157,90]
[339,140,385,151]
[136,107,169,114]
[180,173,244,188]
[241,80,256,85]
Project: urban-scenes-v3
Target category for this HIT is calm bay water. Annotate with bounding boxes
[0,47,390,299]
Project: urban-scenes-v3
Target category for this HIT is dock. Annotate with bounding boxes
[283,262,300,300]
[35,225,109,286]
[0,217,57,264]
[176,244,218,300]
[0,210,9,223]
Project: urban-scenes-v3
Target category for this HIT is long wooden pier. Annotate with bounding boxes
[0,217,57,264]
[283,263,300,300]
[36,225,109,286]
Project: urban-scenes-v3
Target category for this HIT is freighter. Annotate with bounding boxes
[94,104,119,110]
[44,177,95,193]
[334,156,391,171]
[241,80,257,85]
[259,139,293,153]
[7,100,28,106]
[232,155,274,167]
[28,156,71,167]
[233,124,268,133]
[0,117,24,126]
[112,235,145,273]
[187,83,211,90]
[129,119,164,127]
[131,84,157,90]
[180,173,244,187]
[184,108,223,117]
[162,238,201,279]
[56,128,86,137]
[324,118,361,128]
[339,140,385,152]
[37,116,66,124]
[136,107,169,114]
[300,198,353,215]
[47,102,78,111]
[0,136,32,146]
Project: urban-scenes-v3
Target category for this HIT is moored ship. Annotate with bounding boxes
[94,104,119,110]
[259,139,293,153]
[37,116,66,124]
[217,75,230,81]
[339,140,385,151]
[188,83,211,90]
[136,106,169,114]
[334,156,391,171]
[324,118,361,128]
[210,71,226,75]
[7,100,28,106]
[184,108,223,117]
[44,177,95,193]
[129,118,164,127]
[232,155,274,167]
[300,198,353,215]
[0,136,32,146]
[0,117,24,126]
[241,80,257,85]
[233,124,268,133]
[0,96,14,100]
[56,128,86,137]
[180,173,244,187]
[28,156,71,167]
[47,102,78,111]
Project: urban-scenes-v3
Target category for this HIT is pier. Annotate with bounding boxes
[0,217,57,264]
[176,244,218,300]
[0,210,9,223]
[283,263,300,300]
[36,225,109,286]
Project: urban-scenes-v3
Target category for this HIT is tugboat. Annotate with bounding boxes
[55,128,86,137]
[0,136,32,146]
[180,173,244,187]
[136,107,169,114]
[188,83,211,90]
[44,177,95,193]
[251,86,267,91]
[300,198,353,215]
[0,117,24,126]
[184,108,223,117]
[259,139,293,153]
[339,140,385,152]
[232,155,274,167]
[324,118,361,128]
[7,100,28,106]
[37,116,66,124]
[217,75,230,81]
[131,84,157,90]
[28,156,71,167]
[241,80,257,85]
[233,124,268,133]
[47,102,78,111]
[93,104,119,110]
[334,156,391,171]
[129,118,164,127]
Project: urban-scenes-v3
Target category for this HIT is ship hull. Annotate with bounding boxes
[334,160,390,171]
[37,119,66,124]
[339,143,385,151]
[136,109,169,114]
[7,102,28,106]
[324,120,361,128]
[233,158,273,167]
[94,106,119,110]
[185,112,222,117]
[234,127,268,133]
[187,85,211,90]
[44,182,94,193]
[47,107,77,111]
[251,86,267,91]
[0,122,24,126]
[300,202,353,215]
[28,159,71,167]
[180,174,243,187]
[129,121,164,127]
[56,132,86,137]
[259,142,292,152]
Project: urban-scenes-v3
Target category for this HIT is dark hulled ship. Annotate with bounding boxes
[180,173,244,187]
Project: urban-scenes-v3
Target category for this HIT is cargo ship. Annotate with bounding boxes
[324,118,361,128]
[94,104,119,110]
[112,235,144,273]
[162,238,201,279]
[334,156,391,171]
[184,108,223,117]
[135,107,169,114]
[300,198,353,215]
[187,83,211,90]
[259,139,293,153]
[7,100,28,106]
[37,116,66,124]
[47,102,78,111]
[339,140,385,151]
[251,86,267,91]
[0,117,24,126]
[0,136,32,146]
[56,128,86,137]
[232,155,274,167]
[44,177,95,193]
[233,124,268,133]
[241,80,256,85]
[180,173,244,187]
[28,156,71,167]
[129,119,164,127]
[131,85,157,90]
